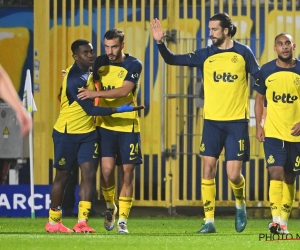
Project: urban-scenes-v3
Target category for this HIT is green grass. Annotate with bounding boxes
[0,217,299,250]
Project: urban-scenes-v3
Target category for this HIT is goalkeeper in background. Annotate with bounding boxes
[254,33,300,235]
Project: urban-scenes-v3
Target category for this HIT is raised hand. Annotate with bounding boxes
[150,18,165,43]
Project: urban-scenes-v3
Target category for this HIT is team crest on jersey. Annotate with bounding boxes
[203,200,211,207]
[282,203,291,213]
[58,158,66,166]
[231,55,238,63]
[118,70,125,78]
[200,143,205,152]
[294,77,300,85]
[267,155,275,164]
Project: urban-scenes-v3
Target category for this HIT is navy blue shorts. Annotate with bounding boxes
[200,120,250,162]
[98,127,143,165]
[53,138,99,170]
[264,137,300,173]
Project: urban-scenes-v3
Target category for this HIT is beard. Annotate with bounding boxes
[108,54,117,61]
[211,35,226,46]
[278,54,292,63]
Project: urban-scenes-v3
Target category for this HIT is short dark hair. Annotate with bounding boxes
[274,32,292,43]
[71,39,90,54]
[104,29,124,43]
[209,12,237,38]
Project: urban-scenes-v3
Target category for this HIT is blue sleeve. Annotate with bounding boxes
[67,73,114,116]
[245,45,260,79]
[78,99,114,116]
[253,69,266,95]
[124,60,142,85]
[157,42,204,67]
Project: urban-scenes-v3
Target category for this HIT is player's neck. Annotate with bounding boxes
[218,39,233,50]
[76,62,90,72]
[276,58,296,68]
[112,53,126,64]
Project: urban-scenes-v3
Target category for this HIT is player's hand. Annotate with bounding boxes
[17,108,32,136]
[256,125,265,142]
[77,88,97,100]
[150,18,165,43]
[116,102,145,113]
[61,70,66,80]
[291,122,300,136]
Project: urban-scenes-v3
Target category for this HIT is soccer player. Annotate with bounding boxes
[151,13,260,233]
[254,33,300,234]
[77,29,143,233]
[45,39,144,233]
[0,64,32,136]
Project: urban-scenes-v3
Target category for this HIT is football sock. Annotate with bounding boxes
[49,207,62,224]
[230,177,245,209]
[102,185,116,209]
[78,201,92,222]
[201,179,216,223]
[280,181,295,225]
[118,197,133,220]
[269,180,283,222]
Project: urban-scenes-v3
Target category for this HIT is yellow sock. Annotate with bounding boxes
[280,182,295,224]
[229,177,245,208]
[118,197,133,221]
[269,180,283,222]
[201,179,215,223]
[78,201,92,221]
[102,185,116,209]
[49,209,62,223]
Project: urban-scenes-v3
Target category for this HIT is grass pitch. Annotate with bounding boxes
[0,217,299,250]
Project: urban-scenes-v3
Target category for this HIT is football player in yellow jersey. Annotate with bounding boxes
[77,29,143,233]
[45,39,144,233]
[254,33,300,235]
[151,13,260,233]
[0,65,32,136]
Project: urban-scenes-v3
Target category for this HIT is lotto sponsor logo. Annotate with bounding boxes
[131,72,139,79]
[272,91,298,103]
[213,71,238,82]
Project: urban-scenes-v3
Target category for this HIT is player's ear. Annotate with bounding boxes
[73,54,78,61]
[224,27,229,36]
[121,41,125,50]
[292,43,296,50]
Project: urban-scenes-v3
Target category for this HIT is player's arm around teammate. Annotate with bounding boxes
[78,29,143,234]
[46,39,143,234]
